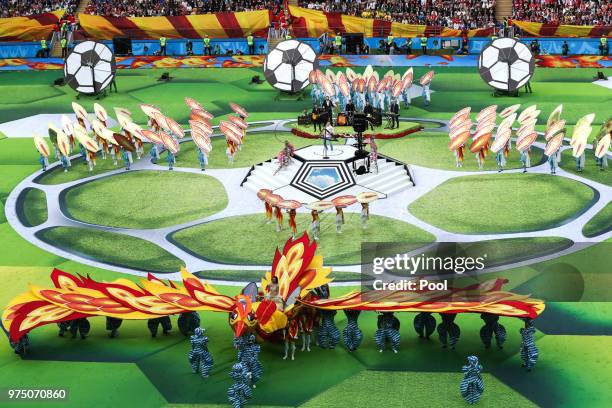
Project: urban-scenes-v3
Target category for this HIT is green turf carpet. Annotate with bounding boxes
[409,173,595,234]
[62,170,227,229]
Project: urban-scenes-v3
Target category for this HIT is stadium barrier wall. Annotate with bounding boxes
[0,37,605,58]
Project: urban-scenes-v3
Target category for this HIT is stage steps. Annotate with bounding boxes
[243,160,302,193]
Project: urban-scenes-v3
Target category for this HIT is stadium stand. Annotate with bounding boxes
[84,0,284,17]
[512,0,610,25]
[0,0,78,17]
[298,0,497,28]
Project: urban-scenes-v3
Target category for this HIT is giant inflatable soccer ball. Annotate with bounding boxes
[478,38,534,92]
[263,40,318,93]
[64,41,116,95]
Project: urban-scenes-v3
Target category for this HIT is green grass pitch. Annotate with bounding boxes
[0,65,610,408]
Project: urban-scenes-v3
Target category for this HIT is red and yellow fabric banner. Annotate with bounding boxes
[0,10,64,41]
[78,10,272,40]
[512,20,611,38]
[289,6,493,38]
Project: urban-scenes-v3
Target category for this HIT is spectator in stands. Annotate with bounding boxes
[512,0,610,26]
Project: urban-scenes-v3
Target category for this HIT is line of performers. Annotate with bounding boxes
[308,95,401,132]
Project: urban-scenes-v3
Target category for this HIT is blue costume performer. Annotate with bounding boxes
[178,311,201,336]
[167,150,175,170]
[437,313,460,349]
[520,319,539,371]
[422,83,431,106]
[243,334,263,387]
[121,148,131,170]
[401,85,411,108]
[520,148,531,173]
[39,154,48,171]
[375,312,400,353]
[413,312,436,339]
[60,154,70,172]
[342,309,363,351]
[460,355,484,404]
[227,362,252,408]
[188,327,213,378]
[479,313,506,349]
[317,309,340,349]
[198,148,208,171]
[150,144,159,163]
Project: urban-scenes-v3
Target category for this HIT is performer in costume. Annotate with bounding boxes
[310,209,320,240]
[38,153,48,171]
[189,327,213,378]
[519,318,539,371]
[317,310,340,349]
[367,135,379,173]
[87,150,96,172]
[9,334,29,355]
[323,119,334,155]
[167,149,176,170]
[150,144,159,163]
[148,316,172,337]
[438,313,460,349]
[479,313,506,349]
[265,276,284,311]
[547,152,557,175]
[121,148,131,171]
[226,139,237,165]
[576,150,585,172]
[134,137,144,159]
[197,148,208,171]
[460,356,484,405]
[60,153,70,172]
[360,202,370,229]
[413,312,436,339]
[335,206,344,234]
[69,318,90,340]
[375,312,400,353]
[283,317,299,360]
[57,321,70,336]
[422,82,431,106]
[520,147,531,173]
[495,142,508,172]
[401,83,411,108]
[264,201,273,224]
[298,308,316,352]
[105,317,122,338]
[178,311,201,336]
[454,144,465,168]
[342,309,363,352]
[227,362,252,408]
[274,205,283,232]
[389,99,400,129]
[288,208,297,237]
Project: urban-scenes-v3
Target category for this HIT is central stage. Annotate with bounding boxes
[242,144,415,203]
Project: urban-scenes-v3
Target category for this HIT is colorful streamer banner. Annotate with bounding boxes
[512,20,611,38]
[288,6,493,38]
[78,10,272,40]
[0,10,64,41]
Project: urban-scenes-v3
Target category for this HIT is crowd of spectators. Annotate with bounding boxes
[84,0,283,17]
[299,0,497,29]
[0,0,78,17]
[512,0,610,25]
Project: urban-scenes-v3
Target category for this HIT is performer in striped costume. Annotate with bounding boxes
[227,362,252,408]
[437,313,460,349]
[520,319,539,371]
[375,312,400,353]
[342,309,363,352]
[413,312,436,339]
[317,309,340,349]
[460,355,484,404]
[188,327,213,378]
[479,313,506,349]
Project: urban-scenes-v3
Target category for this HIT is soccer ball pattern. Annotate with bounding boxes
[264,40,318,93]
[478,38,534,91]
[64,41,116,95]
